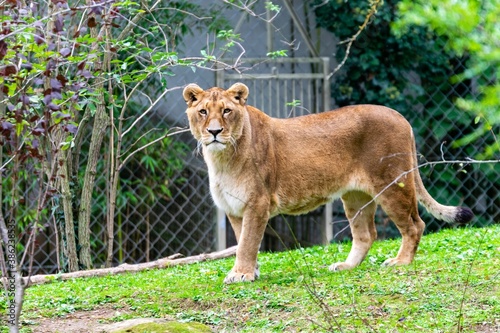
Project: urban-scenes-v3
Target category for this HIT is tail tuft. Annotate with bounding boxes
[454,207,474,225]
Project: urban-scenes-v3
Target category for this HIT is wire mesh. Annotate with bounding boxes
[6,1,498,274]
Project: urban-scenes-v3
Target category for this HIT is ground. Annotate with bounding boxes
[14,225,500,333]
[28,306,211,332]
[28,306,124,333]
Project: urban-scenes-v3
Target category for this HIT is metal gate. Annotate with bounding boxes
[215,57,334,250]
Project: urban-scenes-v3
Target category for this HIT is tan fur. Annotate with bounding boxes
[183,83,473,284]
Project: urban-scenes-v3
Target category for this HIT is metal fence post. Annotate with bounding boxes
[216,208,227,250]
[322,203,333,245]
[321,57,333,245]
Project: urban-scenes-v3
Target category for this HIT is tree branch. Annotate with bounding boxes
[334,157,500,238]
[25,246,237,286]
[119,128,190,169]
[327,0,383,80]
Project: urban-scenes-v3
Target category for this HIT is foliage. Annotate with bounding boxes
[0,0,90,222]
[0,0,230,270]
[314,0,462,125]
[312,0,496,163]
[313,0,498,228]
[392,0,500,158]
[17,225,500,332]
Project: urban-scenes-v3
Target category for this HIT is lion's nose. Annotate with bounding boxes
[207,128,223,138]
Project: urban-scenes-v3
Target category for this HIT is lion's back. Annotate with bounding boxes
[264,104,415,215]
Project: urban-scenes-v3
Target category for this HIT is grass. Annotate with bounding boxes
[4,225,500,332]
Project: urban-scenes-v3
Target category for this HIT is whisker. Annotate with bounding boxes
[195,141,203,156]
[230,137,238,155]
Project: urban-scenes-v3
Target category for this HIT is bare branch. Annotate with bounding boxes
[25,246,237,286]
[334,157,500,238]
[116,0,160,41]
[327,0,383,80]
[120,86,182,139]
[119,128,191,169]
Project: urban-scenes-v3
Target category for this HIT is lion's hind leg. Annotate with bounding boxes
[330,191,377,272]
[377,187,425,267]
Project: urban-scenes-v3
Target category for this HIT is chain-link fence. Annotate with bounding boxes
[13,0,500,274]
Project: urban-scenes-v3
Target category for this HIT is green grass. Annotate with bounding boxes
[7,225,500,332]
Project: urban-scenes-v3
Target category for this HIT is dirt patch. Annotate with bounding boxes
[471,321,500,333]
[26,306,211,333]
[26,306,128,333]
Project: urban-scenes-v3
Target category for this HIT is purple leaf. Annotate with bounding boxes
[50,78,62,90]
[43,94,52,105]
[53,15,64,33]
[80,70,93,79]
[21,62,33,71]
[1,121,13,131]
[71,82,85,91]
[45,58,55,71]
[47,42,56,52]
[48,102,61,111]
[31,139,39,149]
[51,90,62,100]
[60,48,71,57]
[32,128,45,136]
[20,94,30,104]
[55,112,71,120]
[64,124,78,134]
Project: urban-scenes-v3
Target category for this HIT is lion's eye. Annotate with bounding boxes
[199,109,207,115]
[223,109,231,115]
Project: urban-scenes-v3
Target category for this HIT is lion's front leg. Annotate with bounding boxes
[224,207,269,284]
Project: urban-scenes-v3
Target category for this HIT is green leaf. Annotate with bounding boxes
[266,50,288,59]
[87,102,97,116]
[265,2,281,13]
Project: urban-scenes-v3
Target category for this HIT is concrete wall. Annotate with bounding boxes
[159,0,338,126]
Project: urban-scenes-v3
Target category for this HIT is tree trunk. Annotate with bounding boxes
[77,109,109,269]
[106,163,119,268]
[77,0,114,268]
[59,150,79,272]
[0,215,25,333]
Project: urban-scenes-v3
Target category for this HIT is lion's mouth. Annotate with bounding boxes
[207,139,224,145]
[205,139,227,150]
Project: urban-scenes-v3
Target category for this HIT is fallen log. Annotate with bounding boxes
[26,245,237,286]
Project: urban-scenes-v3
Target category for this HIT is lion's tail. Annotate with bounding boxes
[411,138,474,225]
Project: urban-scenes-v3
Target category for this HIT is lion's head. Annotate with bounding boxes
[183,83,249,153]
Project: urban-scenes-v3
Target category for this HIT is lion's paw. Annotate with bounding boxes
[224,264,260,284]
[328,262,354,272]
[224,272,255,284]
[382,258,410,267]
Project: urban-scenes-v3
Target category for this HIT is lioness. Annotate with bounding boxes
[183,82,473,284]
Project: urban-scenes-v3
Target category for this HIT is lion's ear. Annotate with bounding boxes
[227,82,249,106]
[183,84,204,107]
